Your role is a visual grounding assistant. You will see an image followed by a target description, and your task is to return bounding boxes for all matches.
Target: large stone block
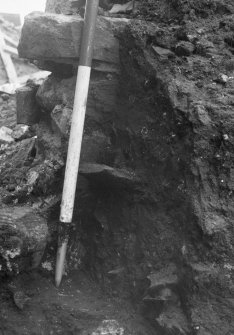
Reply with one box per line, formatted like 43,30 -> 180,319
36,72 -> 118,120
46,0 -> 84,15
18,12 -> 120,66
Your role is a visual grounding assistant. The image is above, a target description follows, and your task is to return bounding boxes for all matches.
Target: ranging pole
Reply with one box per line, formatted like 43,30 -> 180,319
55,0 -> 100,288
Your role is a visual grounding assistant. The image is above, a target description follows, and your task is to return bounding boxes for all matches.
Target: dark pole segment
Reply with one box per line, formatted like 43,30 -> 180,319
79,0 -> 99,67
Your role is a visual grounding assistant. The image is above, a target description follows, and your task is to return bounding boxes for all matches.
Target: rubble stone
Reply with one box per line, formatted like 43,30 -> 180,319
36,72 -> 118,119
175,41 -> 195,56
147,263 -> 179,292
152,45 -> 175,58
0,126 -> 14,143
16,86 -> 40,126
51,105 -> 112,163
46,0 -> 84,14
0,206 -> 48,275
12,124 -> 33,141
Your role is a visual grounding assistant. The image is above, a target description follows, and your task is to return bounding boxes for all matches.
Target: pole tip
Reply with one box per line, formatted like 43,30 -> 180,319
55,241 -> 68,288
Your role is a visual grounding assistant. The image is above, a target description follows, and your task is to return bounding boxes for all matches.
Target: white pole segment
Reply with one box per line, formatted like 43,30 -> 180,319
60,66 -> 91,223
55,66 -> 91,287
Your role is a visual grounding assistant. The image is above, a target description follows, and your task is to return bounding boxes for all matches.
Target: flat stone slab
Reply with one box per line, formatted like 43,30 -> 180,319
18,12 -> 120,66
79,163 -> 140,190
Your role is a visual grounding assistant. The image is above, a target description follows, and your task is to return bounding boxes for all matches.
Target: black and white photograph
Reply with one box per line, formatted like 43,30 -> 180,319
0,0 -> 233,334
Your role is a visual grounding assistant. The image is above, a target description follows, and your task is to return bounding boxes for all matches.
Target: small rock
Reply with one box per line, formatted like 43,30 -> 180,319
26,169 -> 40,186
7,184 -> 16,192
152,45 -> 175,58
0,206 -> 48,275
215,73 -> 229,84
156,305 -> 190,335
13,290 -> 31,310
51,105 -> 72,137
41,261 -> 53,271
1,93 -> 10,101
175,41 -> 195,57
108,267 -> 125,276
109,1 -> 135,14
147,263 -> 179,292
195,38 -> 216,57
92,320 -> 124,335
187,34 -> 198,43
202,213 -> 227,236
12,124 -> 32,141
197,28 -> 205,34
0,126 -> 14,143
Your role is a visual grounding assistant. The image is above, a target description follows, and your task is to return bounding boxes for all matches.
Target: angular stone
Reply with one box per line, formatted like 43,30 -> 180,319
51,105 -> 72,137
12,124 -> 33,141
0,206 -> 48,275
36,72 -> 118,118
152,45 -> 175,58
46,0 -> 84,14
156,305 -> 190,335
13,290 -> 31,310
51,104 -> 111,163
79,163 -> 140,190
0,136 -> 64,203
147,263 -> 179,292
0,126 -> 14,143
215,73 -> 229,84
195,38 -> 217,57
109,1 -> 134,14
18,12 -> 120,66
175,41 -> 195,57
16,85 -> 41,126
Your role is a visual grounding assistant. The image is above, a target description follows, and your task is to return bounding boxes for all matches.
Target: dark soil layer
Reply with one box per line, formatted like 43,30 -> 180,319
0,272 -> 153,335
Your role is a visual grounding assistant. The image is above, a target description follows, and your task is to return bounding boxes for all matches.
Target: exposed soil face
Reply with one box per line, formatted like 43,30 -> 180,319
0,272 -> 153,335
0,0 -> 234,334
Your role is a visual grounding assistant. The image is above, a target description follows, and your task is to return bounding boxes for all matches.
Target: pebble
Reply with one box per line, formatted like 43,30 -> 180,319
0,126 -> 14,143
215,73 -> 229,84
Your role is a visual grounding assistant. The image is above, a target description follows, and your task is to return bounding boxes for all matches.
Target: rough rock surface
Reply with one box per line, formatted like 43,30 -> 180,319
0,206 -> 48,275
45,0 -> 84,15
18,12 -> 120,66
36,72 -> 118,119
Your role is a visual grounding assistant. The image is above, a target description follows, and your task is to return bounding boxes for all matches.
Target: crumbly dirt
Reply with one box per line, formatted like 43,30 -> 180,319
0,271 -> 154,335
